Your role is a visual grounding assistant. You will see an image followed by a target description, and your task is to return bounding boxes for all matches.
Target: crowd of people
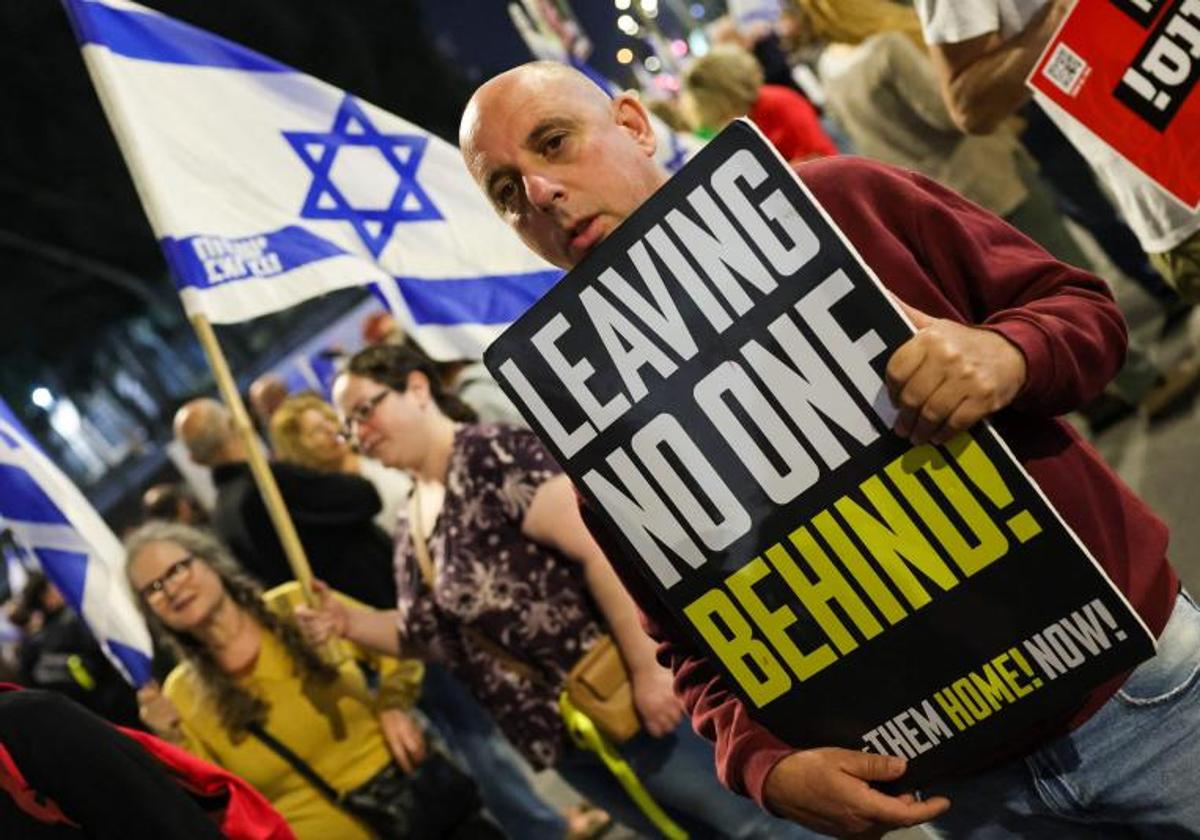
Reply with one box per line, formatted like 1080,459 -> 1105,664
4,0 -> 1200,837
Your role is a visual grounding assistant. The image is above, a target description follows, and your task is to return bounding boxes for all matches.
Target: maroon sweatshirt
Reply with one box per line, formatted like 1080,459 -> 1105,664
583,156 -> 1177,808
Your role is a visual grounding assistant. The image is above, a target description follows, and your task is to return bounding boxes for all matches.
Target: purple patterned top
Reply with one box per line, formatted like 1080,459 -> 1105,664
393,424 -> 605,768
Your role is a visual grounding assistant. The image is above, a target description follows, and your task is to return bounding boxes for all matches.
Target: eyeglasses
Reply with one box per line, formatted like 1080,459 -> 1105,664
341,389 -> 390,438
138,555 -> 196,602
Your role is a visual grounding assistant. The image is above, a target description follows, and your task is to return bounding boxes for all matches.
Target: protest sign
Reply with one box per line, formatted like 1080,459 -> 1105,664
484,121 -> 1156,785
1029,0 -> 1200,209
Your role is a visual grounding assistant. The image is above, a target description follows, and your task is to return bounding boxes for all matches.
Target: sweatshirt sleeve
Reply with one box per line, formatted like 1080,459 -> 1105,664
800,158 -> 1129,416
911,172 -> 1127,416
579,502 -> 795,806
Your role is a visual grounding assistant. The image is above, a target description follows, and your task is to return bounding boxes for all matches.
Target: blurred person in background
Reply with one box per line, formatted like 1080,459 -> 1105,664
269,394 -> 411,535
267,392 -> 602,838
126,521 -> 498,840
364,310 -> 525,426
914,0 -> 1197,319
683,44 -> 837,164
786,0 -> 1081,256
0,685 -> 291,839
298,343 -> 818,839
361,310 -> 405,348
173,397 -> 396,607
14,572 -> 140,728
142,481 -> 209,527
789,0 -> 1200,431
916,0 -> 1200,418
248,374 -> 290,440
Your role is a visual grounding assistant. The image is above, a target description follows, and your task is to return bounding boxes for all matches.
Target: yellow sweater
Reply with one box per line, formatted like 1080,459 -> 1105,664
164,585 -> 423,840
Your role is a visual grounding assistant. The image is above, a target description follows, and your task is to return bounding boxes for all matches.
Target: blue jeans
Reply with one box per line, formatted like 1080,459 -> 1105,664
557,719 -> 820,839
924,591 -> 1200,838
419,664 -> 566,840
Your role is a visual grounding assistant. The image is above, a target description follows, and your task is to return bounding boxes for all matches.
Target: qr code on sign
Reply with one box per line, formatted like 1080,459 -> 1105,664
1043,43 -> 1089,96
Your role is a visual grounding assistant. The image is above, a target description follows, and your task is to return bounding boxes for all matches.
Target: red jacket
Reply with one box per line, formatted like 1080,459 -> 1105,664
0,684 -> 294,839
120,727 -> 296,840
749,84 -> 838,162
585,157 -> 1176,807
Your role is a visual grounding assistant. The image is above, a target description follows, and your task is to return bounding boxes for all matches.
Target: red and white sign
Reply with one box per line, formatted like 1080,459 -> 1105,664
1029,0 -> 1200,210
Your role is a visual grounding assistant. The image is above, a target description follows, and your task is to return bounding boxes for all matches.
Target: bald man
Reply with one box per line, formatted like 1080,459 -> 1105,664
172,398 -> 396,608
460,63 -> 1194,837
247,373 -> 289,437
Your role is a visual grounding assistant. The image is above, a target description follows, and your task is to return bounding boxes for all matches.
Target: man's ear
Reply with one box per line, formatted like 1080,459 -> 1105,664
612,92 -> 657,158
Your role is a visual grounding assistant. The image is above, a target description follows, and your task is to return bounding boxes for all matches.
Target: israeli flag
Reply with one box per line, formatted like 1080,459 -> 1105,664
0,401 -> 152,687
63,0 -> 561,360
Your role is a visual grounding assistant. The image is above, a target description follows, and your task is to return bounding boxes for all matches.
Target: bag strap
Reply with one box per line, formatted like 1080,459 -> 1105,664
407,487 -> 548,688
407,486 -> 437,589
559,694 -> 687,839
246,721 -> 342,804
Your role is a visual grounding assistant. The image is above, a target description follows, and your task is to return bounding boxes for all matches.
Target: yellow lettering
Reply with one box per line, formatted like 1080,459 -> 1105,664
886,444 -> 1009,577
811,511 -> 908,625
684,589 -> 792,707
836,476 -> 960,608
934,688 -> 974,731
1002,648 -> 1042,696
969,663 -> 1016,710
951,678 -> 993,720
768,526 -> 883,657
726,557 -> 836,683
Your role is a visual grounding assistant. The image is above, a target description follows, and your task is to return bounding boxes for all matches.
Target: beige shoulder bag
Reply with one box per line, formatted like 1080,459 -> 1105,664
407,487 -> 639,743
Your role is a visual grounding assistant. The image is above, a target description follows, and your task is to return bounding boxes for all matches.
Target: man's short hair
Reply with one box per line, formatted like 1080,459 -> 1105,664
141,482 -> 198,522
177,400 -> 232,465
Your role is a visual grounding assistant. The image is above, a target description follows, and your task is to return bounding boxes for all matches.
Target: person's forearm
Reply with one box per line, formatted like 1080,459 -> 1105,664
581,551 -> 661,676
343,607 -> 406,657
933,2 -> 1065,134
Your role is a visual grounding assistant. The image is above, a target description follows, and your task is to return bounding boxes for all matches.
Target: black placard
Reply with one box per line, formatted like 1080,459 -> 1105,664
484,122 -> 1155,786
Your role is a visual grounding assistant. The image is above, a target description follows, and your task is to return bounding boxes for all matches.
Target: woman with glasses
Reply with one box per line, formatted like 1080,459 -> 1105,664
298,343 -> 818,839
124,521 -> 497,840
268,393 -> 412,535
269,390 -> 613,839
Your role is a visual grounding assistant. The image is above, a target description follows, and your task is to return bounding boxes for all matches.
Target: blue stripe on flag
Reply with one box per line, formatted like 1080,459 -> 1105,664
0,465 -> 71,525
393,270 -> 563,326
63,0 -> 289,72
107,639 -> 153,686
162,225 -> 349,292
36,547 -> 91,612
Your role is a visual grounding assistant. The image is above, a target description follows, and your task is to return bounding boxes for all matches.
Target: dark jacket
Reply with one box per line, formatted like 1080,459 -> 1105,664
210,461 -> 396,608
17,607 -> 140,729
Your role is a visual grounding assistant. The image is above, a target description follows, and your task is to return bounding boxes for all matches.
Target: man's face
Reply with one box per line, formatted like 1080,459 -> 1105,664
461,69 -> 667,269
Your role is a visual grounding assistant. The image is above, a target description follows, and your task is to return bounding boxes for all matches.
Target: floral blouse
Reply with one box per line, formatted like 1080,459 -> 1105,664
393,424 -> 605,768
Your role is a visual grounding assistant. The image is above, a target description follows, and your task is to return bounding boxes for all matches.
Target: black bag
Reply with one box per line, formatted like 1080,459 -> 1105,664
247,722 -> 494,839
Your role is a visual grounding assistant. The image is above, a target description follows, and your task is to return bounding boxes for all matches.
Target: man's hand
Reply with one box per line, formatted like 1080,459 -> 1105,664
887,300 -> 1027,445
294,579 -> 349,647
630,663 -> 685,737
137,681 -> 182,741
377,708 -> 427,773
764,748 -> 950,837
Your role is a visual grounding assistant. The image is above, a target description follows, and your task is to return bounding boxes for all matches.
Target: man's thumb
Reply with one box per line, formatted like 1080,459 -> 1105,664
894,297 -> 935,330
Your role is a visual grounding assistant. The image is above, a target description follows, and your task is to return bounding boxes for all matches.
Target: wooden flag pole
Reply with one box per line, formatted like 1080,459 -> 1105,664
189,313 -> 317,604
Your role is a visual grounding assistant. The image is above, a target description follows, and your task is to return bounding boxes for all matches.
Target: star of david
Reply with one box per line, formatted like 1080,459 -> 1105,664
283,95 -> 442,258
